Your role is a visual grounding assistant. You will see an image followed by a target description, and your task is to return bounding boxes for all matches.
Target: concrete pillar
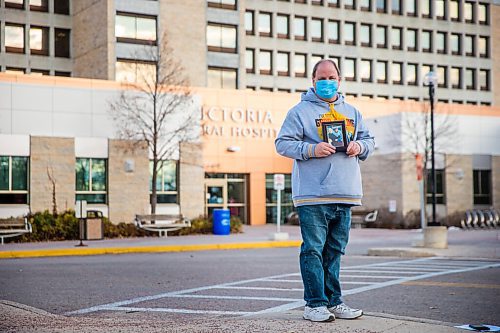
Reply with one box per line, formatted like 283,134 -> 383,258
30,136 -> 75,214
249,171 -> 266,225
445,154 -> 473,214
179,142 -> 205,220
493,156 -> 500,208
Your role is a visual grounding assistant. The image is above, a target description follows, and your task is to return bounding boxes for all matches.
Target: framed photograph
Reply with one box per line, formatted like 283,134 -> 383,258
322,120 -> 348,152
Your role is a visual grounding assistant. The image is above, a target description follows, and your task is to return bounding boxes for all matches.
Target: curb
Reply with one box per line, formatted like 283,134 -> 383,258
367,247 -> 437,257
0,240 -> 302,259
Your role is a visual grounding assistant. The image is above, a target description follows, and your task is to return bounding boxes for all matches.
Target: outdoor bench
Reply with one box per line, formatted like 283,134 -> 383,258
134,214 -> 191,237
0,216 -> 32,244
351,209 -> 378,228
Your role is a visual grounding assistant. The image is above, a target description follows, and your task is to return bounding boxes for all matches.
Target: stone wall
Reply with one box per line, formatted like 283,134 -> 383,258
445,155 -> 473,214
179,142 -> 205,219
30,136 -> 75,214
107,140 -> 149,223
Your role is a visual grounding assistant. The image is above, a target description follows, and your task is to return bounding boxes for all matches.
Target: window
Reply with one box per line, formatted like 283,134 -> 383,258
436,0 -> 445,19
294,16 -> 306,40
312,0 -> 323,5
0,156 -> 29,205
436,31 -> 446,54
150,161 -> 178,204
259,50 -> 272,75
421,30 -> 432,53
5,0 -> 24,9
115,59 -> 156,83
426,169 -> 445,204
294,53 -> 306,77
344,0 -> 355,9
464,2 -> 474,23
360,24 -> 371,47
277,14 -> 289,38
450,67 -> 461,89
54,0 -> 70,15
479,69 -> 489,91
464,34 -> 474,57
406,63 -> 417,85
311,54 -> 323,70
344,58 -> 356,81
265,174 -> 294,224
246,49 -> 255,73
207,0 -> 236,10
391,0 -> 401,14
406,28 -> 417,51
449,0 -> 459,21
311,18 -> 323,42
391,27 -> 402,50
76,158 -> 107,204
391,62 -> 402,84
277,52 -> 290,76
5,24 -> 25,53
30,69 -> 50,75
344,22 -> 355,45
6,67 -> 25,74
30,0 -> 48,12
29,26 -> 49,56
375,25 -> 387,48
258,12 -> 272,37
328,20 -> 339,43
245,11 -> 254,35
376,61 -> 387,83
473,170 -> 491,205
406,0 -> 416,16
54,28 -> 70,58
327,0 -> 339,7
207,24 -> 237,53
360,59 -> 372,82
465,68 -> 475,90
376,0 -> 386,13
478,36 -> 489,58
437,66 -> 447,88
421,0 -> 431,18
450,33 -> 461,55
360,0 -> 370,11
478,3 -> 488,25
115,13 -> 157,44
55,71 -> 71,77
207,67 -> 237,89
421,64 -> 433,82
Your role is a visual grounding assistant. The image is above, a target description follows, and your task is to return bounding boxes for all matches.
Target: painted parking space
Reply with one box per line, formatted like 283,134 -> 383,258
66,257 -> 500,317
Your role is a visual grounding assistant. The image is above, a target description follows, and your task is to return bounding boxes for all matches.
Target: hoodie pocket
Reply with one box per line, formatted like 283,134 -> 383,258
318,158 -> 362,197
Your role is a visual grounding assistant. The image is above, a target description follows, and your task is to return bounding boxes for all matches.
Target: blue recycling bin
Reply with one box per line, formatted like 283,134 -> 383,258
213,209 -> 230,235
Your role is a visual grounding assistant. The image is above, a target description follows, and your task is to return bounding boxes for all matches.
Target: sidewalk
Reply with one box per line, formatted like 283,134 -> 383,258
0,225 -> 498,259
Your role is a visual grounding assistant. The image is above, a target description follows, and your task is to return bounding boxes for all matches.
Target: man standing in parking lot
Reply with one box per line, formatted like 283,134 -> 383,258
275,59 -> 375,322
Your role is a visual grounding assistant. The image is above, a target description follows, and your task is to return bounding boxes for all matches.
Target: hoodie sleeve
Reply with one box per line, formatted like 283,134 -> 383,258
355,111 -> 375,161
275,109 -> 315,161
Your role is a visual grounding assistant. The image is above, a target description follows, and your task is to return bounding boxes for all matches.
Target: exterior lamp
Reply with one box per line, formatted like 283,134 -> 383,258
423,71 -> 439,227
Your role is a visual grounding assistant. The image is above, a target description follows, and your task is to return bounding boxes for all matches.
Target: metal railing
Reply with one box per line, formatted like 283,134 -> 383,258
461,209 -> 499,229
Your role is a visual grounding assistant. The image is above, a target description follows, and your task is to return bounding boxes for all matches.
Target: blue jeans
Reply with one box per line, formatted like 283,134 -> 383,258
297,204 -> 351,308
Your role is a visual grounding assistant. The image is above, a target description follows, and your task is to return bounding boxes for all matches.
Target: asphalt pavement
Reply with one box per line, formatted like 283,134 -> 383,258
1,225 -> 499,333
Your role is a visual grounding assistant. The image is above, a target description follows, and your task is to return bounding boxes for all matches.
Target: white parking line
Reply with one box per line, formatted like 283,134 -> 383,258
66,258 -> 500,317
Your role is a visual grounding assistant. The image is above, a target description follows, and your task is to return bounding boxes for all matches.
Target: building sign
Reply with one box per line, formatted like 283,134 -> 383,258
201,106 -> 281,139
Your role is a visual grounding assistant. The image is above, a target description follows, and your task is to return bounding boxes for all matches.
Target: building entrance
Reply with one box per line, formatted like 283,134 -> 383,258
205,173 -> 248,224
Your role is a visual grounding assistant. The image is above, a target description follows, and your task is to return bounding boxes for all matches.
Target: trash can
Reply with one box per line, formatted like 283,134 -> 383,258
84,210 -> 104,240
213,209 -> 230,235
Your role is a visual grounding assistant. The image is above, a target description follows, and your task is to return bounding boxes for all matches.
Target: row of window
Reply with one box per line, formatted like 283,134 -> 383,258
0,157 -> 178,205
115,13 -> 157,45
215,0 -> 490,26
1,68 -> 70,76
244,13 -> 489,58
4,0 -> 70,15
245,51 -> 491,91
2,23 -> 70,57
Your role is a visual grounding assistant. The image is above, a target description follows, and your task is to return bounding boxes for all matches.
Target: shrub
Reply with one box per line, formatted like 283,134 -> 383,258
171,215 -> 243,236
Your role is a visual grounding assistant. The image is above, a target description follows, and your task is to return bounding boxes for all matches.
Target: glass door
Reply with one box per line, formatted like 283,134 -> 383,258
205,180 -> 227,217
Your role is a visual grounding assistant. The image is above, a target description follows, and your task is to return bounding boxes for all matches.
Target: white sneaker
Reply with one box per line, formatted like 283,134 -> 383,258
303,306 -> 335,322
328,303 -> 363,319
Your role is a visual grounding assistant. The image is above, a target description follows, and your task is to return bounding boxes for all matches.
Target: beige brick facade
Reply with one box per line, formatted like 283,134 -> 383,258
72,0 -> 114,80
107,140 -> 150,223
445,155 -> 473,214
30,136 -> 75,214
493,156 -> 500,208
179,142 -> 205,219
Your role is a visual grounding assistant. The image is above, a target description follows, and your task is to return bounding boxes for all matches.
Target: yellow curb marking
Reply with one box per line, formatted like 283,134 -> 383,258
401,281 -> 500,289
0,241 -> 302,259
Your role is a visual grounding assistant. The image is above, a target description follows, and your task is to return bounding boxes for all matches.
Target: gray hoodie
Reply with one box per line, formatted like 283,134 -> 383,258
275,89 -> 375,207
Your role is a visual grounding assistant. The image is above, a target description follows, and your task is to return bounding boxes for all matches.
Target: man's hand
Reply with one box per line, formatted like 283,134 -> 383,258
346,141 -> 362,157
315,142 -> 336,157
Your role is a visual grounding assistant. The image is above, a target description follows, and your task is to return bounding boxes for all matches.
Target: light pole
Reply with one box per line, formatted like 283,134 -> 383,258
424,71 -> 438,226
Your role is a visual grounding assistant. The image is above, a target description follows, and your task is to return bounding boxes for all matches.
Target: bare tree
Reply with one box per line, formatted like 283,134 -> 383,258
109,33 -> 198,214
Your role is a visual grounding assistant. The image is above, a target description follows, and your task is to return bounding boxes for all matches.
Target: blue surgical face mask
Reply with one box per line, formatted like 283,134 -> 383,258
315,79 -> 338,100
